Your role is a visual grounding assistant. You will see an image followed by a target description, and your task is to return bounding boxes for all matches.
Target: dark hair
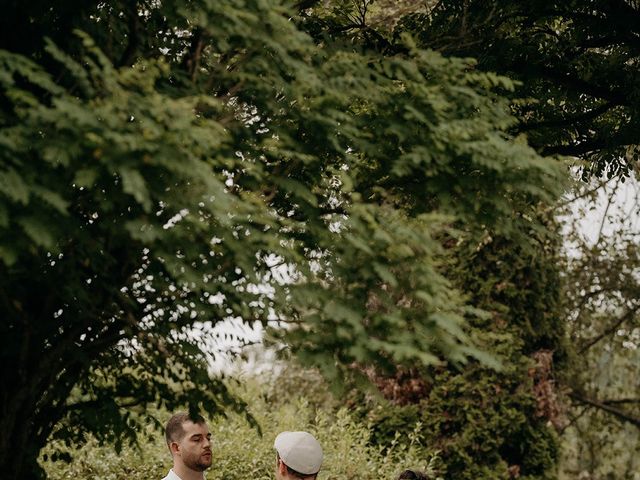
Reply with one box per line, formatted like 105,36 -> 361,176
276,452 -> 318,479
398,470 -> 428,480
165,412 -> 206,447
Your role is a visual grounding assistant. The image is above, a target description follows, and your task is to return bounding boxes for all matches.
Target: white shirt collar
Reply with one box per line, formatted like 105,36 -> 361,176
164,469 -> 206,480
165,470 -> 183,480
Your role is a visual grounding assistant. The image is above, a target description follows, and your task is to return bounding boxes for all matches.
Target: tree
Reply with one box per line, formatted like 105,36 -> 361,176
0,1 -> 563,478
309,0 -> 640,178
299,3 -> 640,476
558,174 -> 640,478
352,214 -> 567,480
423,0 -> 640,177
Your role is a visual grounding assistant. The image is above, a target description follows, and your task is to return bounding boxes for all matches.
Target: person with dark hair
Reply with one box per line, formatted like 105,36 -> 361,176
397,469 -> 429,480
162,412 -> 212,480
274,431 -> 323,480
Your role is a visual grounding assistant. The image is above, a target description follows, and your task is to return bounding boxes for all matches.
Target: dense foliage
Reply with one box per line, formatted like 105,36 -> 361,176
0,1 -> 565,478
298,3 -> 640,478
308,0 -> 640,178
354,225 -> 565,480
9,1 -> 638,479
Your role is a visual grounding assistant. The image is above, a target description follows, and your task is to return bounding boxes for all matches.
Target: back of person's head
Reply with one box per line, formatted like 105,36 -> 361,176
274,431 -> 323,479
276,453 -> 317,479
164,411 -> 206,449
398,470 -> 429,480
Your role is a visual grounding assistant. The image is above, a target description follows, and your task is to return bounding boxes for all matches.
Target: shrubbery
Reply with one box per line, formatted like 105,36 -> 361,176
41,375 -> 442,480
40,224 -> 567,480
363,365 -> 560,480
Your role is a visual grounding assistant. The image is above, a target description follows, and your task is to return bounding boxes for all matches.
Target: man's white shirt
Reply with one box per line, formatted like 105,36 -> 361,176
162,469 -> 182,480
161,469 -> 205,480
161,470 -> 183,480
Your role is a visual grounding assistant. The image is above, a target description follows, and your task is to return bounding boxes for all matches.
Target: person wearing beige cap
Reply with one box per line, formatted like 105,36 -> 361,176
274,431 -> 323,479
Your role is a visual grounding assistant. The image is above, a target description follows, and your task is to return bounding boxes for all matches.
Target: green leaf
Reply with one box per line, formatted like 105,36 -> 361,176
372,262 -> 398,287
42,146 -> 71,167
274,177 -> 318,207
0,168 -> 30,204
323,300 -> 362,327
32,186 -> 69,214
74,169 -> 98,188
125,220 -> 161,242
120,168 -> 152,212
17,216 -> 55,248
344,233 -> 374,254
44,38 -> 95,97
0,243 -> 17,266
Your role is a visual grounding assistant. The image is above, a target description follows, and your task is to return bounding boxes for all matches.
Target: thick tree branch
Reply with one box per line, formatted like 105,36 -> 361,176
295,0 -> 322,11
33,361 -> 87,449
541,140 -> 617,157
602,398 -> 640,406
517,102 -> 616,133
512,61 -> 629,107
119,3 -> 141,67
183,28 -> 206,82
570,392 -> 640,428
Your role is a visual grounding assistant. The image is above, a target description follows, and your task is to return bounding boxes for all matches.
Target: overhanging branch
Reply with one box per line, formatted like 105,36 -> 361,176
603,398 -> 640,406
517,102 -> 616,133
570,392 -> 640,429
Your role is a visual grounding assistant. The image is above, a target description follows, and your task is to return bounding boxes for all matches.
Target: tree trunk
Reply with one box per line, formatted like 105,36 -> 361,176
0,319 -> 89,480
0,390 -> 48,480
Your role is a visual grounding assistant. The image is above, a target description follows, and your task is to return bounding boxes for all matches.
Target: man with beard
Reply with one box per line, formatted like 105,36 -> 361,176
162,412 -> 213,480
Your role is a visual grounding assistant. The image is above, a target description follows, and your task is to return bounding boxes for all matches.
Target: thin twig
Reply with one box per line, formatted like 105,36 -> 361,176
578,303 -> 640,354
595,177 -> 620,246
